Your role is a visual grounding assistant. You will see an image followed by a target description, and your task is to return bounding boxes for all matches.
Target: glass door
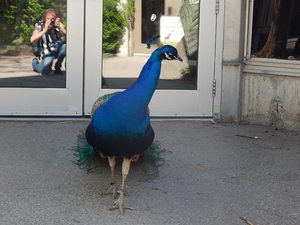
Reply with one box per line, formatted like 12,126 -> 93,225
84,0 -> 217,117
0,0 -> 84,116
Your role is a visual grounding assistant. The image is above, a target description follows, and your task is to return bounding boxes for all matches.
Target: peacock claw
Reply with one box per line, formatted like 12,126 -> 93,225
109,191 -> 135,214
101,183 -> 119,199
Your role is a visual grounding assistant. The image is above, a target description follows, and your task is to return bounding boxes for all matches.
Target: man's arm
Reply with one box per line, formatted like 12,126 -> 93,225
30,20 -> 51,44
55,18 -> 66,35
30,29 -> 46,44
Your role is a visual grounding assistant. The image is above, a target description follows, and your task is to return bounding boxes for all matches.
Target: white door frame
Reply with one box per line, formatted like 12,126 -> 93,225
84,0 -> 217,117
0,0 -> 84,116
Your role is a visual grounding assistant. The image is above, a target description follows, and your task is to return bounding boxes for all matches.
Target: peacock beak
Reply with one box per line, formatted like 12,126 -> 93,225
176,55 -> 183,62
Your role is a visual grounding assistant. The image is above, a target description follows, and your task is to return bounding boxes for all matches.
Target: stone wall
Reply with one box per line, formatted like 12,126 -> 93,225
242,73 -> 300,130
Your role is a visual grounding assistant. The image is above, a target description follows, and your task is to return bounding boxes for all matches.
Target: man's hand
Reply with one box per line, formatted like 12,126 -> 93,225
44,19 -> 52,32
55,18 -> 66,34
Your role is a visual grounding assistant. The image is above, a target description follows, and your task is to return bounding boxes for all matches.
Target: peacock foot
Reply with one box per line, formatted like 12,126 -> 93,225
101,182 -> 119,199
109,190 -> 135,214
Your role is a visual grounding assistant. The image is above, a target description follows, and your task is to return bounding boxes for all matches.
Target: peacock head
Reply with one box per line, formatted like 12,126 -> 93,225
160,45 -> 183,62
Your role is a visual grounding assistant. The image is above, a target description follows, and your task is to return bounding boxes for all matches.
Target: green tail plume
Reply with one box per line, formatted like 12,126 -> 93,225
144,142 -> 163,162
72,131 -> 97,170
138,141 -> 167,182
72,130 -> 165,176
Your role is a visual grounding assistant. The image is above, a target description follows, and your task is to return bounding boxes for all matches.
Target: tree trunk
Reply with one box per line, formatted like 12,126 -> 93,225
253,0 -> 295,58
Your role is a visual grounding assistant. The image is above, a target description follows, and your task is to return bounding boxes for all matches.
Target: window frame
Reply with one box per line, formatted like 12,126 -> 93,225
243,0 -> 300,78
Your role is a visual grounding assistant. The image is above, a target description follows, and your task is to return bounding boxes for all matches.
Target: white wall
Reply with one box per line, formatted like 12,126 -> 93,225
220,0 -> 246,120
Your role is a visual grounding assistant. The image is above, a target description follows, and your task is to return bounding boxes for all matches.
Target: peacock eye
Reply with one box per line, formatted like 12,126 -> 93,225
164,52 -> 172,59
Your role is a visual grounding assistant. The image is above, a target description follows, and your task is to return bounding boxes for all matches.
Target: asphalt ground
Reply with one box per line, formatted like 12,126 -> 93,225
0,120 -> 299,225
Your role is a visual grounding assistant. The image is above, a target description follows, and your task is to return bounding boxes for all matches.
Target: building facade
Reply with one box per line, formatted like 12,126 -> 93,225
221,0 -> 300,129
0,0 -> 299,130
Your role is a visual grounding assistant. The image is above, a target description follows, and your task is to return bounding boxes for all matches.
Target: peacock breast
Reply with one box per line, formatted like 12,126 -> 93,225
92,103 -> 150,137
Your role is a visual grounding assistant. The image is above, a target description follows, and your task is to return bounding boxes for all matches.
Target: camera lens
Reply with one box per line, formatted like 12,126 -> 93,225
50,19 -> 55,26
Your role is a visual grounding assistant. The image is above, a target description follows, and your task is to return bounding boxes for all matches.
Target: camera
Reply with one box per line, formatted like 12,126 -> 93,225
50,19 -> 56,26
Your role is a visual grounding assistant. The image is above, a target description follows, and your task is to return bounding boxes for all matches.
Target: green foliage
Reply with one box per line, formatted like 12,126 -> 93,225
19,0 -> 44,45
1,2 -> 21,43
0,0 -> 132,53
121,0 -> 135,29
180,66 -> 196,81
102,0 -> 136,53
103,0 -> 125,53
0,0 -> 63,45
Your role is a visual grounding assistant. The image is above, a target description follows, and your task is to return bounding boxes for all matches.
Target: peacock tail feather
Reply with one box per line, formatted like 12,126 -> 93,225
138,141 -> 167,182
73,130 -> 165,173
72,131 -> 97,170
144,142 -> 162,162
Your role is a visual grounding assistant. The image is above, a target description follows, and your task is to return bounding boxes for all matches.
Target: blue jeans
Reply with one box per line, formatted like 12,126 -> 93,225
32,43 -> 66,76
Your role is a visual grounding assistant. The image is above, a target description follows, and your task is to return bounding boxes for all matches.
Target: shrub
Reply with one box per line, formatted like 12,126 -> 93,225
0,0 -> 60,45
103,0 -> 125,54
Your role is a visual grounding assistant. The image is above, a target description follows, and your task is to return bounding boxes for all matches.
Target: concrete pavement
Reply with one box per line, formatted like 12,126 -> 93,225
0,120 -> 299,225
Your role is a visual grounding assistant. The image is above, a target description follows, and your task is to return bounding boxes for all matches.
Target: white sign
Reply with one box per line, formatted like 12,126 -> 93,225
189,0 -> 200,4
160,16 -> 184,44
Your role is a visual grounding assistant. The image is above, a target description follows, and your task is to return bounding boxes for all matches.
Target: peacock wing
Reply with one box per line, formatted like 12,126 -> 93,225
90,92 -> 120,118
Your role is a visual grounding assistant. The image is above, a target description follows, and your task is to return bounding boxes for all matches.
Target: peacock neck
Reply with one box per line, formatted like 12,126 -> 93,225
127,50 -> 163,107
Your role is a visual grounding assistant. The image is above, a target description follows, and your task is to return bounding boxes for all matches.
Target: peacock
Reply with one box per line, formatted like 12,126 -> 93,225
82,44 -> 182,214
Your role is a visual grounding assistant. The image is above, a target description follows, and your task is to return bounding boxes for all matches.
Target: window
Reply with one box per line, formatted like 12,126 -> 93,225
0,0 -> 67,88
250,0 -> 300,60
102,0 -> 200,90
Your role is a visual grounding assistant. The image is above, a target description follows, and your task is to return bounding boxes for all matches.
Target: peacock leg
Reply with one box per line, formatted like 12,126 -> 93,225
110,157 -> 135,214
102,156 -> 118,199
131,154 -> 140,163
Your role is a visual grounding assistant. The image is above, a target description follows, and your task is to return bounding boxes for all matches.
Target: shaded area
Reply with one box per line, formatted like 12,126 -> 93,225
0,73 -> 66,88
102,77 -> 196,90
0,55 -> 66,88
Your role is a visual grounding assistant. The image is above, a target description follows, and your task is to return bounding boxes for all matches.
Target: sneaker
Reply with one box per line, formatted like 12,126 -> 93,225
54,66 -> 63,75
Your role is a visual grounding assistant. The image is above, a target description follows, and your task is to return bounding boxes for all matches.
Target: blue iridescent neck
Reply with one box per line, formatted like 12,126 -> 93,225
125,48 -> 163,107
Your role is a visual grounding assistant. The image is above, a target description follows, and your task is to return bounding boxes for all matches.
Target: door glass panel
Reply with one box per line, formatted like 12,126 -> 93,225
102,0 -> 200,90
0,1 -> 67,88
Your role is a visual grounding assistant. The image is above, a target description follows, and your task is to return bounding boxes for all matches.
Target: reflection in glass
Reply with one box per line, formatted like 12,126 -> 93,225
0,1 -> 67,88
102,0 -> 200,90
251,0 -> 300,60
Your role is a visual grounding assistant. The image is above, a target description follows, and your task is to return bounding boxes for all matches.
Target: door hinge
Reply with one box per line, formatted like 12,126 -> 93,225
212,79 -> 216,97
215,0 -> 220,15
